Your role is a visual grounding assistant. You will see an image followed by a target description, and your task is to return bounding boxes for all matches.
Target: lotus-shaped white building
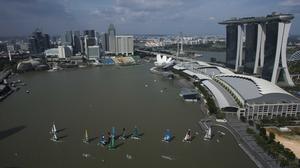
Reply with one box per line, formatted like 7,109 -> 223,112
154,54 -> 175,68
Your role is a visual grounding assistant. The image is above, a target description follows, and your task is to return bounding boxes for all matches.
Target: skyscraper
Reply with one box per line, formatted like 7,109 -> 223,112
108,24 -> 116,53
220,13 -> 294,86
83,30 -> 97,56
100,33 -> 109,51
244,24 -> 258,74
73,31 -> 81,54
29,28 -> 51,54
225,25 -> 239,70
115,36 -> 134,56
84,30 -> 96,38
62,31 -> 73,46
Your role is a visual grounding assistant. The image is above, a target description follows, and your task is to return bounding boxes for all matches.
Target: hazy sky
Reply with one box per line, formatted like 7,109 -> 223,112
0,0 -> 299,36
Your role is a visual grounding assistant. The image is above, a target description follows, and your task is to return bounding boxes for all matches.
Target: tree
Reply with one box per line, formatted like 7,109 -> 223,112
240,116 -> 246,122
246,127 -> 255,134
269,132 -> 275,143
259,128 -> 266,136
256,123 -> 261,130
248,120 -> 254,126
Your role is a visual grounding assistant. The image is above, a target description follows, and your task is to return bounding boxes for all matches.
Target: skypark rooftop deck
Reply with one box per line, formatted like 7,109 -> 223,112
219,13 -> 294,25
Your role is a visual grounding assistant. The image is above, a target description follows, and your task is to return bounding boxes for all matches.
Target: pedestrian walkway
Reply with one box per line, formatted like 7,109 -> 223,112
226,117 -> 281,168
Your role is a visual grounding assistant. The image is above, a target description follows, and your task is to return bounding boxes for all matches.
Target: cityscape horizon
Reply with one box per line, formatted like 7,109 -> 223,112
1,1 -> 300,168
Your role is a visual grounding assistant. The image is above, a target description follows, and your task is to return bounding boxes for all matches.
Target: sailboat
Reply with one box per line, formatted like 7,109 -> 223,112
162,129 -> 172,143
50,132 -> 59,142
97,133 -> 107,146
108,127 -> 116,150
182,129 -> 192,142
131,126 -> 141,140
83,129 -> 89,144
119,128 -> 126,140
49,122 -> 57,134
204,127 -> 212,141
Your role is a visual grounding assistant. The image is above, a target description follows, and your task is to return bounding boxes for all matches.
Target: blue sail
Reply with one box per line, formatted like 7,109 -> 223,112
163,129 -> 172,142
112,127 -> 116,137
99,134 -> 106,145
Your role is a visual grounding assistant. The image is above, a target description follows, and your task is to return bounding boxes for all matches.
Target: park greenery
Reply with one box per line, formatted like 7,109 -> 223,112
260,117 -> 300,127
194,82 -> 220,115
246,127 -> 299,167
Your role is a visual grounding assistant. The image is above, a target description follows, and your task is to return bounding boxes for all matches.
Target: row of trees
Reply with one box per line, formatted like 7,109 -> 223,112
261,117 -> 300,127
194,82 -> 220,115
247,126 -> 299,167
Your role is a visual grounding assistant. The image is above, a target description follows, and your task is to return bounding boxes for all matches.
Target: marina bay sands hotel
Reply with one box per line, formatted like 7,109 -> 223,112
219,13 -> 294,86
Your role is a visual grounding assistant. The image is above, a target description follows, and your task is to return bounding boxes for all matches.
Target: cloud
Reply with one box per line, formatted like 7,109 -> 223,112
208,16 -> 216,20
90,0 -> 188,24
280,0 -> 300,6
0,0 -> 76,35
279,0 -> 300,14
0,0 -> 299,36
115,0 -> 183,11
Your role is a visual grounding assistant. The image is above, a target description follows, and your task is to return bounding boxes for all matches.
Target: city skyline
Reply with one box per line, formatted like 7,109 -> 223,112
0,0 -> 299,36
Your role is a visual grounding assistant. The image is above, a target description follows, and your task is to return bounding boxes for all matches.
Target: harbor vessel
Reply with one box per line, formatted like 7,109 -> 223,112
182,129 -> 192,142
162,129 -> 172,143
82,129 -> 89,144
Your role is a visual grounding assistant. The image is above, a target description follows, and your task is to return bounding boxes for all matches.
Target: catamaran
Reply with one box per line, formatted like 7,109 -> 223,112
162,129 -> 172,143
182,129 -> 192,142
108,127 -> 116,150
50,132 -> 59,142
131,126 -> 141,140
119,128 -> 126,140
98,134 -> 107,146
204,127 -> 212,141
49,122 -> 57,134
83,129 -> 89,144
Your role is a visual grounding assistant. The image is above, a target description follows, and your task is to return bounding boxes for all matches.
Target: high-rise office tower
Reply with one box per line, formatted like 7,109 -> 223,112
115,36 -> 134,56
87,45 -> 100,59
84,30 -> 96,38
73,31 -> 81,54
29,28 -> 51,54
100,33 -> 109,51
83,30 -> 97,56
219,13 -> 294,86
108,24 -> 116,53
62,31 -> 73,46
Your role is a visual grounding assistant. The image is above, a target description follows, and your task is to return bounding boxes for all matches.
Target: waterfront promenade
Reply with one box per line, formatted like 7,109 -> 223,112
211,117 -> 281,168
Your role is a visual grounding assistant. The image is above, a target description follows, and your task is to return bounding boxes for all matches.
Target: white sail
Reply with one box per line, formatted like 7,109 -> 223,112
204,127 -> 212,140
53,132 -> 58,140
50,123 -> 57,134
83,129 -> 89,143
183,129 -> 192,142
52,123 -> 57,133
85,130 -> 89,141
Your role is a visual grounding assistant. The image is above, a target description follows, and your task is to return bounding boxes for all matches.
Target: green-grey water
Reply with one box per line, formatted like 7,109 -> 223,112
0,63 -> 256,168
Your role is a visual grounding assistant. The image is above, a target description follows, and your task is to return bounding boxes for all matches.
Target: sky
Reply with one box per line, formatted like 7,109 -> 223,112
0,0 -> 299,36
